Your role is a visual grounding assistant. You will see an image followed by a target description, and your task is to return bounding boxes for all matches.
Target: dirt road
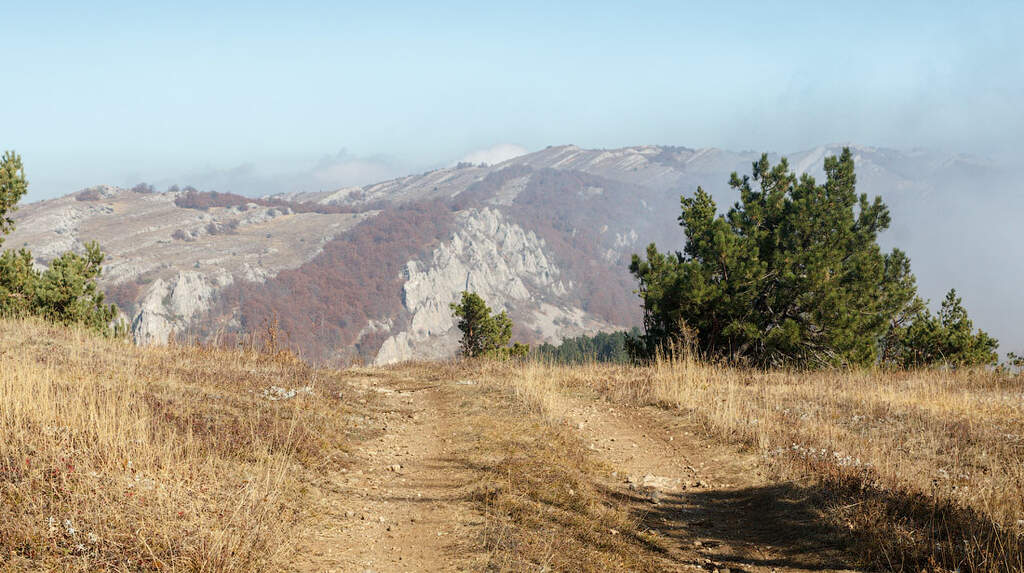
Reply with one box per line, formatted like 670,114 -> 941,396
294,371 -> 863,572
294,376 -> 483,572
563,396 -> 863,572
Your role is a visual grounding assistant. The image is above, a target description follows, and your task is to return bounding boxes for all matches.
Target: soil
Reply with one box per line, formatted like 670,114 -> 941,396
563,394 -> 864,572
295,375 -> 864,572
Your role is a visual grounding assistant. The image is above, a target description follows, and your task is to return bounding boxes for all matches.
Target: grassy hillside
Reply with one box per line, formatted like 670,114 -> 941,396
0,318 -> 381,570
2,318 -> 1021,571
0,319 -> 671,571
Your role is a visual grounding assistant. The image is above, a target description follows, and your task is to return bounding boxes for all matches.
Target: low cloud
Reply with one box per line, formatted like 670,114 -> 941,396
308,149 -> 409,189
145,150 -> 413,197
457,143 -> 528,166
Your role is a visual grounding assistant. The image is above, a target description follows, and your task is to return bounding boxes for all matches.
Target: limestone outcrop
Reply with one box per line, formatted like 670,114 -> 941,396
130,270 -> 233,344
376,207 -> 565,364
375,208 -> 567,364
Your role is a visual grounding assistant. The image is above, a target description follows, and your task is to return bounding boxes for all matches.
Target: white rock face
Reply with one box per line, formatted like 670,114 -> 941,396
375,208 -> 564,364
614,229 -> 639,249
131,270 -> 233,345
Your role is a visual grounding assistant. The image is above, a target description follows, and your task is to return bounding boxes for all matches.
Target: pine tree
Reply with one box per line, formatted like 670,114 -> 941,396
0,151 -> 122,336
888,289 -> 999,368
0,151 -> 29,245
449,291 -> 519,358
630,148 -> 919,367
34,242 -> 120,331
1008,352 -> 1024,372
534,329 -> 639,364
0,248 -> 37,317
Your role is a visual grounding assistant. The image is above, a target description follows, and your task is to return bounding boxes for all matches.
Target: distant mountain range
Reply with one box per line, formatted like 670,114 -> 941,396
9,144 -> 1021,362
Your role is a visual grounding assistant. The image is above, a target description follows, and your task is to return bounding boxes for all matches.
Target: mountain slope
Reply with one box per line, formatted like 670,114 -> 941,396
7,144 -> 1020,362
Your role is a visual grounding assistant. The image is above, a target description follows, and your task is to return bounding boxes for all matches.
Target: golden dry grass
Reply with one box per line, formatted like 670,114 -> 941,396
441,376 -> 671,572
0,318 -> 376,571
481,357 -> 1024,571
5,316 -> 1022,572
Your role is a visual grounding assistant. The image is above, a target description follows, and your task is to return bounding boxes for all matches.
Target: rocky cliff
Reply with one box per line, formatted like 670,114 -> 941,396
6,186 -> 369,345
375,207 -> 578,364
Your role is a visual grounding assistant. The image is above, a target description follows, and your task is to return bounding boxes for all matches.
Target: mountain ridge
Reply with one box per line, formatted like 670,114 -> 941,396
7,143 -> 1020,362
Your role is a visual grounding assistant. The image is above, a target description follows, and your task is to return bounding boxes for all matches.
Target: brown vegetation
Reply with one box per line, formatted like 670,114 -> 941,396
173,189 -> 388,215
459,166 -> 660,328
450,380 -> 671,571
104,274 -> 158,317
6,316 -> 1021,571
212,200 -> 456,364
74,188 -> 105,201
505,169 -> 643,327
0,317 -> 382,571
0,319 -> 675,571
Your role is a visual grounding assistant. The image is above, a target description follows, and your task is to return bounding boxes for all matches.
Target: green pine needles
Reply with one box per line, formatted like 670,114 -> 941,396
450,291 -> 528,359
630,148 -> 998,369
0,151 -> 123,336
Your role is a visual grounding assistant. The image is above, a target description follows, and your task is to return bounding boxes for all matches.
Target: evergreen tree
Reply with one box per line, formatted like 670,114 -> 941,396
0,151 -> 122,336
449,291 -> 520,358
534,328 -> 640,364
630,148 -> 919,367
34,242 -> 120,331
0,249 -> 38,317
0,151 -> 28,244
1008,352 -> 1024,372
886,289 -> 999,368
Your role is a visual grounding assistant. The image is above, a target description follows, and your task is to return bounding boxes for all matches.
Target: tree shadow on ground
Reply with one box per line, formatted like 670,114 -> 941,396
610,471 -> 1024,573
610,482 -> 866,572
380,444 -> 1023,573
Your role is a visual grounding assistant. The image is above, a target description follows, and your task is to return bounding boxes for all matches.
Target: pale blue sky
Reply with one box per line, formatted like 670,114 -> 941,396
3,0 -> 1021,200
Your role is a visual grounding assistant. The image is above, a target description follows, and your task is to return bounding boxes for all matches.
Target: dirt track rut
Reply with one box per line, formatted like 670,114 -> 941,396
564,396 -> 863,572
295,380 -> 481,572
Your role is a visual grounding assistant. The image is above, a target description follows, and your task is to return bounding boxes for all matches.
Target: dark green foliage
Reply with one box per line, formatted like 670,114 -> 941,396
884,289 -> 999,368
0,151 -> 122,336
0,249 -> 36,316
0,151 -> 28,245
630,148 -> 921,367
630,148 -> 999,369
1008,352 -> 1024,373
35,242 -> 121,332
449,291 -> 528,359
510,342 -> 530,358
489,341 -> 531,360
534,328 -> 640,364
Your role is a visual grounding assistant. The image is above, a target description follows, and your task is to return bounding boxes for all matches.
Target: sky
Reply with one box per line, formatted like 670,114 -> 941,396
2,0 -> 1022,201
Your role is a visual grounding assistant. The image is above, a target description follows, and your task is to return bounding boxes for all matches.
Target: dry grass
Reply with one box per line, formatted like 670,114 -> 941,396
486,357 -> 1024,571
443,377 -> 671,572
0,318 -> 375,571
6,315 -> 1022,572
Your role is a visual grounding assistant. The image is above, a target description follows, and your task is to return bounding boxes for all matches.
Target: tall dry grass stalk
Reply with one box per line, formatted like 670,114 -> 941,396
504,360 -> 570,423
